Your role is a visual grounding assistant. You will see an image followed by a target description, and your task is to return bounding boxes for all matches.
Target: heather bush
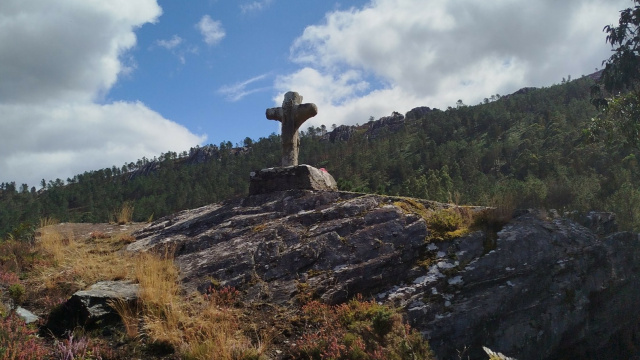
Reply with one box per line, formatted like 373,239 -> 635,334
204,285 -> 241,308
0,239 -> 39,275
0,313 -> 49,360
293,296 -> 434,360
54,333 -> 108,360
0,271 -> 19,287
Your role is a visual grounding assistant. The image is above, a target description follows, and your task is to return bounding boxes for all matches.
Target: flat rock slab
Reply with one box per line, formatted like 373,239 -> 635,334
249,164 -> 337,195
46,280 -> 139,336
128,191 -> 439,305
72,281 -> 139,318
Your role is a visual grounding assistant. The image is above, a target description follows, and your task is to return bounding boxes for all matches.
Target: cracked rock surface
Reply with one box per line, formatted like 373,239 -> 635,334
129,190 -> 435,305
128,190 -> 640,360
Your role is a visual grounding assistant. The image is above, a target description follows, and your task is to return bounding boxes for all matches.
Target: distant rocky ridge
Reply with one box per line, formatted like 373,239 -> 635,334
122,80 -> 561,181
123,189 -> 640,360
123,108 -> 421,181
124,144 -> 250,181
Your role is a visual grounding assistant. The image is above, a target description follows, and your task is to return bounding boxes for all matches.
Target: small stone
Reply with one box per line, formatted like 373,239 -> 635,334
15,307 -> 39,324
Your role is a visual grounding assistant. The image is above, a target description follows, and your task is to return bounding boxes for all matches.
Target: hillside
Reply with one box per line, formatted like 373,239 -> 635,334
2,74 -> 640,359
3,189 -> 640,359
1,75 -> 639,237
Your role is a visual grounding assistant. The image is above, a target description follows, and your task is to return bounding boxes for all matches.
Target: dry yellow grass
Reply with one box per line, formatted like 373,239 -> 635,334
107,298 -> 140,338
30,224 -> 135,301
29,222 -> 268,358
39,217 -> 59,228
131,250 -> 267,359
37,225 -> 67,265
134,250 -> 183,344
115,202 -> 135,225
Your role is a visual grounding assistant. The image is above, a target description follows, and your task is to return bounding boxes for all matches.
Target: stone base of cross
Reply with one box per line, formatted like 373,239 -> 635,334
248,164 -> 338,195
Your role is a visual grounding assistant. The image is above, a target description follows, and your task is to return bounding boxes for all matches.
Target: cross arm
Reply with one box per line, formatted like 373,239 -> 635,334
266,107 -> 284,121
294,103 -> 318,128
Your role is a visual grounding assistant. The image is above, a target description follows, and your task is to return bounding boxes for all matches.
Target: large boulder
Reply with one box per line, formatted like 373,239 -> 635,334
380,210 -> 640,359
45,280 -> 139,336
127,191 -> 640,360
128,191 -> 438,304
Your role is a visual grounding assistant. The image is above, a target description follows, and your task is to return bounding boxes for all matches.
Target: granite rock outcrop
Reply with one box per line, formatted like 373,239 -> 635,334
126,190 -> 640,360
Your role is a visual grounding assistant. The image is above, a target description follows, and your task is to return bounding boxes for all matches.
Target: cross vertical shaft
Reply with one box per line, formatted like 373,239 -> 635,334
266,91 -> 318,166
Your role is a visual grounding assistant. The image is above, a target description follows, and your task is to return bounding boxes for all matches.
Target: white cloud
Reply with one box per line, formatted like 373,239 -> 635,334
278,0 -> 629,128
240,0 -> 273,14
0,0 -> 162,104
156,35 -> 183,49
275,67 -> 413,129
0,102 -> 206,186
0,0 -> 205,187
196,15 -> 226,45
153,35 -> 197,64
218,74 -> 271,101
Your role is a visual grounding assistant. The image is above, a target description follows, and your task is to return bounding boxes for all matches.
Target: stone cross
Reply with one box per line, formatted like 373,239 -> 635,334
266,91 -> 318,167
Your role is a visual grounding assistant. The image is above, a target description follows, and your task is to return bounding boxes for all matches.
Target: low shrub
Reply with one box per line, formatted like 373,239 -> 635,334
293,295 -> 434,360
204,285 -> 241,308
426,207 -> 474,242
89,231 -> 110,240
0,313 -> 49,359
54,333 -> 110,360
393,200 -> 476,242
0,239 -> 38,275
8,284 -> 26,305
7,223 -> 36,244
470,208 -> 512,240
0,271 -> 19,287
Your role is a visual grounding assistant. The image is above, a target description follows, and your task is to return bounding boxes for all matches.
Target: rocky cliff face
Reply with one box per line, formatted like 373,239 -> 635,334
127,190 -> 640,360
405,106 -> 433,121
365,111 -> 405,139
321,107 -> 428,143
322,124 -> 355,143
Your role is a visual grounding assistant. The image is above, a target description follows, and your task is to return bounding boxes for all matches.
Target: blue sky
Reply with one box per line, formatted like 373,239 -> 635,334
0,0 -> 630,187
107,1 -> 370,146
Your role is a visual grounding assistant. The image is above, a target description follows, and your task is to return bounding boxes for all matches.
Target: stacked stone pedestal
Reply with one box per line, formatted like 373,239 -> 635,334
249,164 -> 337,195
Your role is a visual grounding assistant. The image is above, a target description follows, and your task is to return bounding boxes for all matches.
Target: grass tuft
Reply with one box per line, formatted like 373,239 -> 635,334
39,217 -> 59,229
29,226 -> 134,313
115,202 -> 135,225
108,298 -> 140,339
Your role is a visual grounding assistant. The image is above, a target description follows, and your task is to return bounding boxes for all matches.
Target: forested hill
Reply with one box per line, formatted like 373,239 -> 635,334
2,75 -> 639,237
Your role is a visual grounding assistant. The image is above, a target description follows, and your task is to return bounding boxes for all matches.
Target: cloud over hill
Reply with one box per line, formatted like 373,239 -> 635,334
0,0 -> 205,187
276,0 -> 627,130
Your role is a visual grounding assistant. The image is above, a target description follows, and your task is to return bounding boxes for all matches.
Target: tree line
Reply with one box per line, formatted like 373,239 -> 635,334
1,73 -> 639,237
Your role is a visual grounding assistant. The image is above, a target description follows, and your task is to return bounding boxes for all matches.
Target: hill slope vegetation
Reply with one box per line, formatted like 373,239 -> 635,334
1,76 -> 639,236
